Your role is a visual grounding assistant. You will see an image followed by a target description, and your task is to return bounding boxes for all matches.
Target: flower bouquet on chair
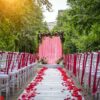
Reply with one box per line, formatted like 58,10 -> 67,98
56,57 -> 63,64
40,57 -> 48,64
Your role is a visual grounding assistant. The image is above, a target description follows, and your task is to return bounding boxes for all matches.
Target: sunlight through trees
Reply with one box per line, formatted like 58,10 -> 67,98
0,0 -> 51,52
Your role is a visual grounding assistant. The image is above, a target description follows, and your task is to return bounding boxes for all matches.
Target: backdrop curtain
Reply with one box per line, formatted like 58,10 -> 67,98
39,36 -> 62,64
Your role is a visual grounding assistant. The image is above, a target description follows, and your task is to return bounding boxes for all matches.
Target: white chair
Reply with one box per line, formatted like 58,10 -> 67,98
9,70 -> 20,95
9,53 -> 22,93
0,52 -> 10,100
0,74 -> 9,100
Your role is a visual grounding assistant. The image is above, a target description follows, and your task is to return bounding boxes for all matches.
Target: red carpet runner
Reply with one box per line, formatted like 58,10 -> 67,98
18,67 -> 84,100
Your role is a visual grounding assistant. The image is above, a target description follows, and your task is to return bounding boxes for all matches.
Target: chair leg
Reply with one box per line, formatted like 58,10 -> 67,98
6,86 -> 9,100
11,76 -> 15,95
0,91 -> 1,96
16,76 -> 19,90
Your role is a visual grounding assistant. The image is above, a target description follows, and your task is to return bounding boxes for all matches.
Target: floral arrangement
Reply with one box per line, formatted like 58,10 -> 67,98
39,57 -> 48,64
56,57 -> 63,64
58,68 -> 83,100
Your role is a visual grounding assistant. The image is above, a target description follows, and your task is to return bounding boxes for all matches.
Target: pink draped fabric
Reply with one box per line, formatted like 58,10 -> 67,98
39,36 -> 62,64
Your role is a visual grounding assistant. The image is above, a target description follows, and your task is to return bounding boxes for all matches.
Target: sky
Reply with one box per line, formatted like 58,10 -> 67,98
43,0 -> 68,22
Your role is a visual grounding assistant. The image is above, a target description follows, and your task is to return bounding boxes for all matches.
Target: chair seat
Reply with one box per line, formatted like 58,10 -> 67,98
9,70 -> 19,75
0,74 -> 8,78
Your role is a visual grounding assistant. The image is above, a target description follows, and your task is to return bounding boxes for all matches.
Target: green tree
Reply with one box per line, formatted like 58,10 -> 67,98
0,0 -> 50,52
54,0 -> 100,53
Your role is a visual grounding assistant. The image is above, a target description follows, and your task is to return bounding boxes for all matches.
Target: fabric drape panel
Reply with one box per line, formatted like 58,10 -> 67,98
73,54 -> 77,76
92,53 -> 100,94
81,53 -> 88,85
78,54 -> 82,80
39,36 -> 62,64
6,52 -> 13,74
88,53 -> 93,88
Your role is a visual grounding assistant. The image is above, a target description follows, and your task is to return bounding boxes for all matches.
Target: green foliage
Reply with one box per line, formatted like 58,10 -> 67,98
54,0 -> 100,53
0,0 -> 50,52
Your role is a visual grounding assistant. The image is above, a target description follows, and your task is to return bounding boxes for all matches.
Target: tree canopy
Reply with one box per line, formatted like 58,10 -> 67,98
0,0 -> 50,52
0,0 -> 100,53
53,0 -> 100,53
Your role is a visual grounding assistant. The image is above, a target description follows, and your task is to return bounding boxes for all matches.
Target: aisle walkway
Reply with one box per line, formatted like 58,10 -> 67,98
34,68 -> 67,100
18,67 -> 84,100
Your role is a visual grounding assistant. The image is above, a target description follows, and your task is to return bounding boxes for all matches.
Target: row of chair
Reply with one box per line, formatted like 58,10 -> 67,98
64,52 -> 100,99
0,52 -> 37,100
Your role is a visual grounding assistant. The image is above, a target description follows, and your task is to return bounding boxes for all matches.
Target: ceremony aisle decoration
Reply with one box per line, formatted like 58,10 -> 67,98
18,67 -> 84,100
58,68 -> 84,100
18,67 -> 47,100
